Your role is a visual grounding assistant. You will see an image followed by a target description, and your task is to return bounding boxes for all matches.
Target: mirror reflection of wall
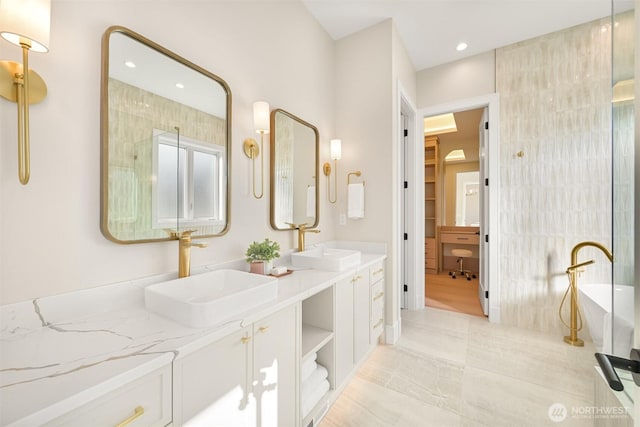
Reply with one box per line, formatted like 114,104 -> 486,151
270,109 -> 319,230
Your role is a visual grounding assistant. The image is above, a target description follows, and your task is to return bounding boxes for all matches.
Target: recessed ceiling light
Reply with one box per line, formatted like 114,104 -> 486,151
124,61 -> 136,68
176,83 -> 185,89
456,42 -> 468,52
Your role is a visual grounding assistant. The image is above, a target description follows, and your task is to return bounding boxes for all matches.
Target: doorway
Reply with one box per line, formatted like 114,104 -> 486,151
424,107 -> 485,317
407,94 -> 500,323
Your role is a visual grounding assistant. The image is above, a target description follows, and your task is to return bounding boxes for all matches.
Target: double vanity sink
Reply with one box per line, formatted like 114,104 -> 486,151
145,246 -> 362,328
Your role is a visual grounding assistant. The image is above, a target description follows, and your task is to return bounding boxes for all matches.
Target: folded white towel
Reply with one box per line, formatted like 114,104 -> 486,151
347,183 -> 365,219
301,358 -> 317,383
302,364 -> 328,399
306,185 -> 316,218
301,379 -> 330,418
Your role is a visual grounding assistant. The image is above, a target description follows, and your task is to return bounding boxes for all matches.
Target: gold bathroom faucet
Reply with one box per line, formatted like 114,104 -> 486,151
288,223 -> 320,252
563,241 -> 613,346
173,230 -> 208,278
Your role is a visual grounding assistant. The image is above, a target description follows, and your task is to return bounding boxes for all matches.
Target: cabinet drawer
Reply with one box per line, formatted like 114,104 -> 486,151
370,280 -> 384,341
369,262 -> 385,284
440,233 -> 479,245
425,258 -> 436,269
46,365 -> 172,427
425,238 -> 436,251
371,280 -> 384,303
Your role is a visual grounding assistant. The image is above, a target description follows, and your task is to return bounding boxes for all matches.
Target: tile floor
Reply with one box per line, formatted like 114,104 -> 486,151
320,307 -> 599,426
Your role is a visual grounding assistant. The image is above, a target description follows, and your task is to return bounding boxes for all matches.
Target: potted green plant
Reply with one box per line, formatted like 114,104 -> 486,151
245,238 -> 281,275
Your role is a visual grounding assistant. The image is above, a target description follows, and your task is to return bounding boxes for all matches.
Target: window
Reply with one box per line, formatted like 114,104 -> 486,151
152,129 -> 225,228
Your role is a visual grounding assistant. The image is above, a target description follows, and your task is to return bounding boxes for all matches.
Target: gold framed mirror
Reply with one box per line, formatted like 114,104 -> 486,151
270,109 -> 319,230
100,26 -> 231,243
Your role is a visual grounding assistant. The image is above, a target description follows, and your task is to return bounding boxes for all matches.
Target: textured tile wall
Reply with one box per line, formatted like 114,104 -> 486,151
497,17 -> 618,334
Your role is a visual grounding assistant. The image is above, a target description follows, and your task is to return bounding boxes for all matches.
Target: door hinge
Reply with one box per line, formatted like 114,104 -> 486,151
404,233 -> 408,241
485,290 -> 489,298
404,285 -> 408,292
485,178 -> 489,186
404,129 -> 408,137
484,122 -> 489,130
404,181 -> 408,189
485,235 -> 489,243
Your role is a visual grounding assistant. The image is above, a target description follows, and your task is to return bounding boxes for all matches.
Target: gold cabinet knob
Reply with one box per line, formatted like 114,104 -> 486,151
241,335 -> 252,344
258,326 -> 269,334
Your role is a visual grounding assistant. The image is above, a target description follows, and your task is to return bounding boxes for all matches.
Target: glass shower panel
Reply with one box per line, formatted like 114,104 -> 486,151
611,1 -> 635,357
611,0 -> 635,403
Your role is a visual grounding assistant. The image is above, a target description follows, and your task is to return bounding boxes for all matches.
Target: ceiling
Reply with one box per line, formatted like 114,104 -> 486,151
436,108 -> 484,163
301,0 -> 632,71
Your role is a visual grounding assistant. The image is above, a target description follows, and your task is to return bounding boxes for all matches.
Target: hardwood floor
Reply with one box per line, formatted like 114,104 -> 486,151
425,272 -> 485,317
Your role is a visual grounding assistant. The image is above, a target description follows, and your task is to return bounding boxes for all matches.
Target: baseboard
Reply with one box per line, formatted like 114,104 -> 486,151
384,319 -> 400,344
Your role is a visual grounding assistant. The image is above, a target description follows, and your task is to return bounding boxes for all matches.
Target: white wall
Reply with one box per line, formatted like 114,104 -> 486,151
0,1 -> 336,304
334,19 -> 416,341
416,51 -> 495,107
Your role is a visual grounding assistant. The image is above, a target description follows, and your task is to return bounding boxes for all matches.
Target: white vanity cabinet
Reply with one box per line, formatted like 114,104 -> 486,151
45,365 -> 172,427
173,305 -> 297,427
335,268 -> 369,386
370,262 -> 385,342
353,268 -> 370,363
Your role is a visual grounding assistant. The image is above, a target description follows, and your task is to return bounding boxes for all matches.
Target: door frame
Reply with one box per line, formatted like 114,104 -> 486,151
411,94 -> 501,322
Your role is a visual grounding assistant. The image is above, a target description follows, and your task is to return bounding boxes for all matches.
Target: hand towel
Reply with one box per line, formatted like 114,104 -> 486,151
306,185 -> 316,218
301,364 -> 328,399
301,358 -> 318,383
347,183 -> 365,219
301,379 -> 330,418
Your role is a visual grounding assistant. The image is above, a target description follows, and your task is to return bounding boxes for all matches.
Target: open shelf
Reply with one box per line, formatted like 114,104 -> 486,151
302,324 -> 333,360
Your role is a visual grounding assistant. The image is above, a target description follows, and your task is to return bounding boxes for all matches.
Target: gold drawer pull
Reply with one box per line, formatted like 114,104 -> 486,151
373,318 -> 384,328
115,406 -> 144,427
258,326 -> 269,333
373,268 -> 384,275
351,274 -> 363,284
373,291 -> 384,301
241,335 -> 252,344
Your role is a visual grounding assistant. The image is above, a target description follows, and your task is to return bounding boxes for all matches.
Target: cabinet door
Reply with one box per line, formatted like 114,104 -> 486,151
353,269 -> 370,363
176,326 -> 254,427
253,305 -> 297,427
334,276 -> 354,386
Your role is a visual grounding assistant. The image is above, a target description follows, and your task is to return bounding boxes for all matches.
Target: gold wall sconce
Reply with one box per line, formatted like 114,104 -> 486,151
243,101 -> 270,199
323,139 -> 341,203
0,0 -> 51,185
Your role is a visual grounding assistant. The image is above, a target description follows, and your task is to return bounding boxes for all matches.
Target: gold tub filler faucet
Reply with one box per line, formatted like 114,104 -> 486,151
560,241 -> 613,346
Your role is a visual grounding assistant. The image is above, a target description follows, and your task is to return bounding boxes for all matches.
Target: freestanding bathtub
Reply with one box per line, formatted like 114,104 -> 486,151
579,283 -> 634,357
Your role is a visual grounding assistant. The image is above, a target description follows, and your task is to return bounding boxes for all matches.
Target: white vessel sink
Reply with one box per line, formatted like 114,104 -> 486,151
290,247 -> 361,271
144,269 -> 278,328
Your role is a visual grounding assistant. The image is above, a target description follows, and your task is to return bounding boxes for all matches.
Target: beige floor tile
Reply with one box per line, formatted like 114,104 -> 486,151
460,366 -> 594,427
320,307 -> 602,427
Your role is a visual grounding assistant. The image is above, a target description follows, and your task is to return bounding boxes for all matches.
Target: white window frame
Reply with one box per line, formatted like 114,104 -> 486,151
151,129 -> 225,229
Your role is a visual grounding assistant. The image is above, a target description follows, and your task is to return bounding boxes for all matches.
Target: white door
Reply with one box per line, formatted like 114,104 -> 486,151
478,108 -> 489,316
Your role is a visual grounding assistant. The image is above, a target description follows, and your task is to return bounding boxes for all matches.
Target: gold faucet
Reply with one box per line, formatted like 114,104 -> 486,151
172,230 -> 208,278
563,241 -> 613,346
288,223 -> 320,252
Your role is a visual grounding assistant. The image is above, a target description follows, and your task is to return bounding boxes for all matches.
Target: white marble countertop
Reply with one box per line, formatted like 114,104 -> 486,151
0,242 -> 386,426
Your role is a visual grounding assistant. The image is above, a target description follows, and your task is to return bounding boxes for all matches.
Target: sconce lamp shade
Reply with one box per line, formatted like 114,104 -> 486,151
253,101 -> 270,134
330,139 -> 342,160
0,0 -> 51,53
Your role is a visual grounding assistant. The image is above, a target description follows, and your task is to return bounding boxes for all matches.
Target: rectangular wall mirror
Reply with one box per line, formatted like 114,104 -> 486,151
270,109 -> 319,230
100,26 -> 231,243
